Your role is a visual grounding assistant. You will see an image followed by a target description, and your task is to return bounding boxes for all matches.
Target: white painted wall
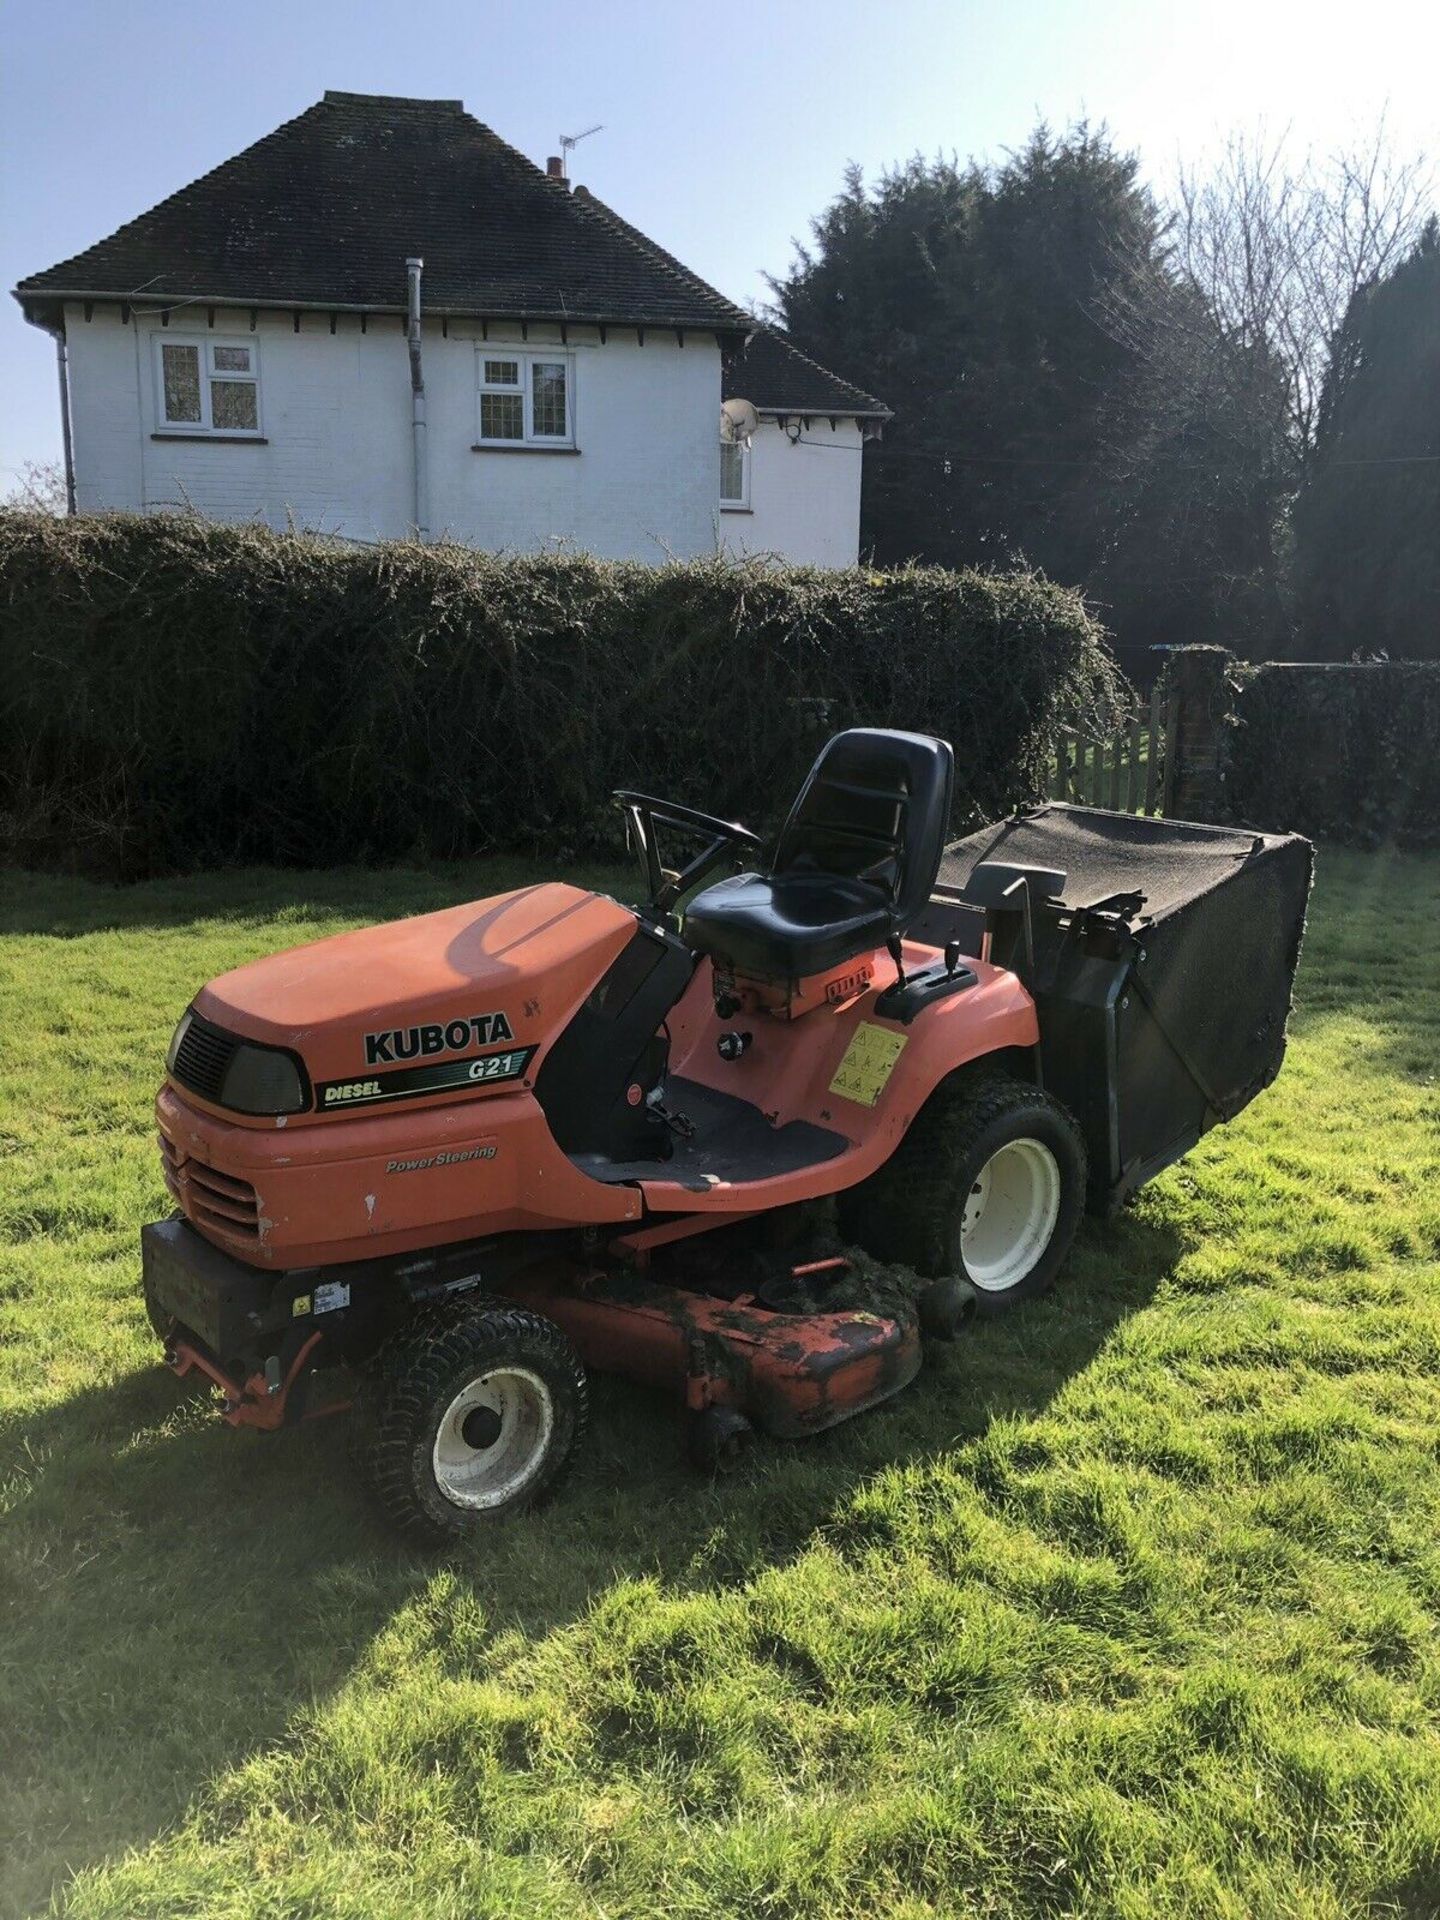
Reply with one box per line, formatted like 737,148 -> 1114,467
62,303 -> 727,562
718,416 -> 866,567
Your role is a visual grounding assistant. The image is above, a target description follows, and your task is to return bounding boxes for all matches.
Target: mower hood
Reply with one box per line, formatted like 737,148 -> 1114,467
183,883 -> 638,1118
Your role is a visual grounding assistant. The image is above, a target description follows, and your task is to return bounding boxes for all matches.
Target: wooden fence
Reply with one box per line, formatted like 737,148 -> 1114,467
1050,678 -> 1175,816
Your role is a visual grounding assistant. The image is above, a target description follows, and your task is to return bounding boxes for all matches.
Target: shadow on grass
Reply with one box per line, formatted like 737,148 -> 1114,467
0,1206 -> 1178,1915
0,858 -> 638,941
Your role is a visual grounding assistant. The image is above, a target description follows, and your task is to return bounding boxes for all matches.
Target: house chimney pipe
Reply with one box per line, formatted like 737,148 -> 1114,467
405,256 -> 429,539
546,155 -> 565,180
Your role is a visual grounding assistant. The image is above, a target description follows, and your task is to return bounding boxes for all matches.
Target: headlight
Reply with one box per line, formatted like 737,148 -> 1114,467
220,1043 -> 308,1116
167,1007 -> 310,1115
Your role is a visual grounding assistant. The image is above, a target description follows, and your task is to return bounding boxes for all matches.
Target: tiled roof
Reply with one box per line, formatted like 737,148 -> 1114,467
15,91 -> 754,333
722,327 -> 891,419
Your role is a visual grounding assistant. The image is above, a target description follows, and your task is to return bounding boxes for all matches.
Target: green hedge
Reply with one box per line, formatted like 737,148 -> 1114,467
0,513 -> 1122,879
1229,663 -> 1440,847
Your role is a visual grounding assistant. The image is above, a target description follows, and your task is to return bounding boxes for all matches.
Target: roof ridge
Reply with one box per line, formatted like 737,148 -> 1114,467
323,89 -> 463,110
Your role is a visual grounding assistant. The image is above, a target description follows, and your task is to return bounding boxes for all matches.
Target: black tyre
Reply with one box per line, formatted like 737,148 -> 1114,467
688,1405 -> 755,1474
837,1072 -> 1086,1313
352,1302 -> 587,1545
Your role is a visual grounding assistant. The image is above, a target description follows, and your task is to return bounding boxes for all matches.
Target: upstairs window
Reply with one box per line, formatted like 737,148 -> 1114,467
477,351 -> 573,447
155,336 -> 260,435
720,436 -> 750,509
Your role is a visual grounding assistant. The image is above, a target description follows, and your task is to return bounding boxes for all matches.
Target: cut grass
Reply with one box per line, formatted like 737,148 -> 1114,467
1,846 -> 1438,1919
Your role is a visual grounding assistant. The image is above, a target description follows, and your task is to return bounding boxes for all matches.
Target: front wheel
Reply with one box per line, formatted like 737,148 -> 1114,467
837,1073 -> 1087,1313
353,1302 -> 587,1545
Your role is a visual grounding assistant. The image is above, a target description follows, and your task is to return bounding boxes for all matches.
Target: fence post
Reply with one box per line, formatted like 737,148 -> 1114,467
1155,645 -> 1237,823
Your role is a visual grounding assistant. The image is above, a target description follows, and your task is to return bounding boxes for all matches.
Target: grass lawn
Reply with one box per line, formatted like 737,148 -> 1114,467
2,846 -> 1439,1919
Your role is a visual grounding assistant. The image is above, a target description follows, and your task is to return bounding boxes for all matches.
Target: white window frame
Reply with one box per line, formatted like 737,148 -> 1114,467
475,349 -> 575,448
719,434 -> 751,510
153,334 -> 262,437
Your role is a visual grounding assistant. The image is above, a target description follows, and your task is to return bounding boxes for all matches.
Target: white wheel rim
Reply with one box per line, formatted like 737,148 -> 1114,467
432,1366 -> 554,1509
960,1138 -> 1062,1293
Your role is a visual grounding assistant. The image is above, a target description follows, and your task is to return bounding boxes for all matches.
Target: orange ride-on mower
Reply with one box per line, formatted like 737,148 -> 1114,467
142,730 -> 1311,1542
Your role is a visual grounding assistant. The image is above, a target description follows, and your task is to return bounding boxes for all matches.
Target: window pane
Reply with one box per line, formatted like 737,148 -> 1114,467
532,362 -> 567,437
484,359 -> 519,386
720,440 -> 745,501
211,381 -> 258,431
161,343 -> 202,423
481,392 -> 524,440
212,345 -> 251,372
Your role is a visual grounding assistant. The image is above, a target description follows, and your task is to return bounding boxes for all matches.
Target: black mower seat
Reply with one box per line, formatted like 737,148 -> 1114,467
682,871 -> 894,980
686,728 -> 954,981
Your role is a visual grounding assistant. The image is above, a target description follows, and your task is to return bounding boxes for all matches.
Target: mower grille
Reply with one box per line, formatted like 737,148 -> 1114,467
159,1134 -> 260,1240
171,1012 -> 242,1104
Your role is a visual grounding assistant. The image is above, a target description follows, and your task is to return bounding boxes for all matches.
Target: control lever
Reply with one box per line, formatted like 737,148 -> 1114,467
944,938 -> 963,977
646,1089 -> 696,1140
886,933 -> 906,992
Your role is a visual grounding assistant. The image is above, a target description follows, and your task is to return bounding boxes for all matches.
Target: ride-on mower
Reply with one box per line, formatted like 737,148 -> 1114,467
142,730 -> 1311,1542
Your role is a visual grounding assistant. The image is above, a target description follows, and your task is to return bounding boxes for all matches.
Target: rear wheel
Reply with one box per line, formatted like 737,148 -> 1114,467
353,1302 -> 587,1545
837,1072 -> 1086,1313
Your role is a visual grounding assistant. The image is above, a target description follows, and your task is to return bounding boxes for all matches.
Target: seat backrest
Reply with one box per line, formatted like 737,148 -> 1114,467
772,729 -> 954,931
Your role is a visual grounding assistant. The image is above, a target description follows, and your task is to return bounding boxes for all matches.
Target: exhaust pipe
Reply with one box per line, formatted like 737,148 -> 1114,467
406,256 -> 429,539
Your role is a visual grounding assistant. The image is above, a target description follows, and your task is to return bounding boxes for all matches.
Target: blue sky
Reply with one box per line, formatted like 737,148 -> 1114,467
3,0 -> 1434,482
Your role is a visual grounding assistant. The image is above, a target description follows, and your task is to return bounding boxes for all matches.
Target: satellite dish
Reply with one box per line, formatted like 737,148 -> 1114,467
720,397 -> 759,445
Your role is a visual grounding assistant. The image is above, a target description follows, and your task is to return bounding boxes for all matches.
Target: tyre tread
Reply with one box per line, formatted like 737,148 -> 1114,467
837,1068 -> 1087,1299
352,1300 -> 587,1545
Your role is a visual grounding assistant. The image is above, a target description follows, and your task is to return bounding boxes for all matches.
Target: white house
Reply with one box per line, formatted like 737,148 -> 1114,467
14,91 -> 889,566
719,329 -> 891,567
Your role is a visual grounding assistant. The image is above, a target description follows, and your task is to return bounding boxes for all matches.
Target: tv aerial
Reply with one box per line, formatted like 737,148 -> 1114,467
559,124 -> 604,177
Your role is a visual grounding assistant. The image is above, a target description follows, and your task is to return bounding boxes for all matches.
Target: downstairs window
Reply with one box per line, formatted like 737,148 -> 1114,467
155,336 -> 260,435
720,436 -> 750,509
477,352 -> 574,447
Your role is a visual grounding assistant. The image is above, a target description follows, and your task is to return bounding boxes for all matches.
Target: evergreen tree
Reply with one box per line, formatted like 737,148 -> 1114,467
771,127 -> 1161,595
769,123 -> 1428,664
1292,220 -> 1440,659
770,126 -> 1294,659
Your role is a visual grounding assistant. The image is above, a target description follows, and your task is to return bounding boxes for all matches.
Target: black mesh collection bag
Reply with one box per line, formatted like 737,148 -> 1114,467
934,805 -> 1313,1211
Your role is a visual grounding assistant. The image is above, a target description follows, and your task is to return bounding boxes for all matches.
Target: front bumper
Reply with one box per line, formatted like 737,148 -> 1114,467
143,1217 -> 350,1429
143,1217 -> 287,1357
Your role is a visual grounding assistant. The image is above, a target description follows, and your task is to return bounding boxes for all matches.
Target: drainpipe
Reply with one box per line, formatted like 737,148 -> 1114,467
405,257 -> 429,539
52,326 -> 78,514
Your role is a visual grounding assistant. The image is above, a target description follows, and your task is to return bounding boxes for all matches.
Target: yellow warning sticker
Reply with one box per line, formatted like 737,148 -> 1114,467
829,1022 -> 908,1107
292,1293 -> 312,1318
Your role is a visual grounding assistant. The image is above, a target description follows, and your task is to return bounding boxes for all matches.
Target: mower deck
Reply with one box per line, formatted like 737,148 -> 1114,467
145,1215 -> 921,1443
499,1260 -> 920,1439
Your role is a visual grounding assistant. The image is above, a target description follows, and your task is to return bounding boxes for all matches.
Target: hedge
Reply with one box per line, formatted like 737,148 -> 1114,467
1229,662 -> 1440,848
0,513 -> 1122,880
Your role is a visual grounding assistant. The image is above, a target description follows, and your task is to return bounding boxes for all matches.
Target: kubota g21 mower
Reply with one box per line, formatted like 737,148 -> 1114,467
142,730 -> 1310,1542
